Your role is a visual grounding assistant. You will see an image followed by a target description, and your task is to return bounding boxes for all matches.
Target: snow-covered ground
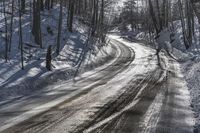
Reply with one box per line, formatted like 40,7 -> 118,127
0,34 -> 136,132
0,34 -> 160,132
181,57 -> 200,132
161,20 -> 200,132
1,34 -> 194,133
0,4 -> 116,102
113,15 -> 200,131
0,39 -> 119,132
0,1 -> 199,132
0,3 -> 119,131
133,18 -> 200,132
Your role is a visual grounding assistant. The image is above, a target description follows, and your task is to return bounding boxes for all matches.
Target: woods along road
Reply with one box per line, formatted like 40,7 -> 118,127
0,35 -> 194,133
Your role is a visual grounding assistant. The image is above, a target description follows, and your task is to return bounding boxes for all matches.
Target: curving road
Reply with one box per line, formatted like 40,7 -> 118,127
0,35 -> 194,133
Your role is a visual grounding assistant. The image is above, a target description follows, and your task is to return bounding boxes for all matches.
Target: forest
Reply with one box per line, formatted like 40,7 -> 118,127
1,0 -> 200,133
0,0 -> 200,69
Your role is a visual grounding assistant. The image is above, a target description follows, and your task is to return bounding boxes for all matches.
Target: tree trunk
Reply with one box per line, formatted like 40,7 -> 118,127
178,0 -> 190,49
32,0 -> 42,48
21,0 -> 26,12
191,0 -> 200,24
56,0 -> 63,55
148,0 -> 160,34
46,45 -> 52,71
3,0 -> 8,62
9,0 -> 14,52
68,0 -> 74,32
18,0 -> 24,69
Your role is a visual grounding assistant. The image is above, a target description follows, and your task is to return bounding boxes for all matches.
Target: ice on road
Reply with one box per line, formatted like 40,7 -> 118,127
0,35 -> 194,133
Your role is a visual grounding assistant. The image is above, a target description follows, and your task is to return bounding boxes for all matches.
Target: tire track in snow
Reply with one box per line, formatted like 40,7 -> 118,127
1,38 -> 135,133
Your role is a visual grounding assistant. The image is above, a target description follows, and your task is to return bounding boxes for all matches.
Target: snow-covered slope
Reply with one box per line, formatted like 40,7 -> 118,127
135,18 -> 200,132
0,5 -> 115,101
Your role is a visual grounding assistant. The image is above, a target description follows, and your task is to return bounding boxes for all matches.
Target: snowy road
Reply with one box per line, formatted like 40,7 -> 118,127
0,35 -> 194,133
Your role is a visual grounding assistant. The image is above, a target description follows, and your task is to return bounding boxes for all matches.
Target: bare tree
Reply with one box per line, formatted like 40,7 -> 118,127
32,0 -> 42,48
56,0 -> 63,55
18,0 -> 24,69
3,0 -> 8,62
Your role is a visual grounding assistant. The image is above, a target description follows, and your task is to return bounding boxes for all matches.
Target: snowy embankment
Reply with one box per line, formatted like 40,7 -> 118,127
182,57 -> 200,132
0,5 -> 115,101
0,35 -> 122,132
135,19 -> 200,131
168,20 -> 200,132
0,41 -> 115,101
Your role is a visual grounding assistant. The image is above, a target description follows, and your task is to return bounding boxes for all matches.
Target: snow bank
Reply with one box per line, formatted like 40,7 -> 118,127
125,17 -> 200,131
169,19 -> 200,132
144,19 -> 200,132
0,5 -> 116,101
